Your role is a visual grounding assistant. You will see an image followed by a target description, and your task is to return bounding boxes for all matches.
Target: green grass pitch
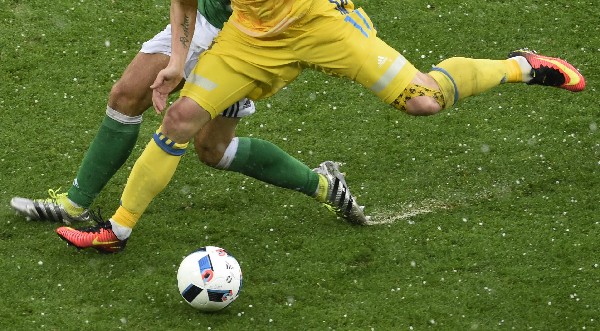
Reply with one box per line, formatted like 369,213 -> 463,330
1,0 -> 598,330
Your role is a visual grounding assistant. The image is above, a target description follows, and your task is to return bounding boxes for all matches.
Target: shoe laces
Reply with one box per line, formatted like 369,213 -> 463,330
322,202 -> 340,213
45,188 -> 67,203
78,208 -> 111,233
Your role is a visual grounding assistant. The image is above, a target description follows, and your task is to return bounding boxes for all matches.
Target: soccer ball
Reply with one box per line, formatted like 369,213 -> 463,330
177,246 -> 243,312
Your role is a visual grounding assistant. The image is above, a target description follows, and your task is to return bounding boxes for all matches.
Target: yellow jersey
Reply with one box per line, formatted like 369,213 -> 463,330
230,0 -> 312,37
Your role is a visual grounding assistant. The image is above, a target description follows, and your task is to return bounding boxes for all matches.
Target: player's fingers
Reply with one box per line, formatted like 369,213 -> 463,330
150,79 -> 162,90
150,71 -> 166,90
152,90 -> 166,114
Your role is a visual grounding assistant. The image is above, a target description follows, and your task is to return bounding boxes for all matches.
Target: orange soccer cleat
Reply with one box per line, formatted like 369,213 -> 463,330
509,49 -> 585,92
56,219 -> 127,253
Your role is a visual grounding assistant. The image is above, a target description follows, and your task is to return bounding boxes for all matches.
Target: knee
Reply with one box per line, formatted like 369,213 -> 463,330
391,77 -> 446,116
162,109 -> 190,143
108,80 -> 150,116
161,98 -> 210,143
194,138 -> 229,167
404,97 -> 442,116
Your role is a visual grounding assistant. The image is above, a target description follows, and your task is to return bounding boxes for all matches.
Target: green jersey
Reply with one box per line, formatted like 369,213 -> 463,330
198,0 -> 232,29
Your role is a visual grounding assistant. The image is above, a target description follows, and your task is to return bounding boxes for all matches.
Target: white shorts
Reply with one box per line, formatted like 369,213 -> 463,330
140,12 -> 255,119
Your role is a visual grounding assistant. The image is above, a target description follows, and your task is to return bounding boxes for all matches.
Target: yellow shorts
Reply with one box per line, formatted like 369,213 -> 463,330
181,0 -> 419,118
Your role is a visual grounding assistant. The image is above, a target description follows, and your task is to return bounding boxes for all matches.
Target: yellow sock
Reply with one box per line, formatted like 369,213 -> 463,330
314,174 -> 329,203
429,57 -> 523,107
112,206 -> 139,229
112,129 -> 188,228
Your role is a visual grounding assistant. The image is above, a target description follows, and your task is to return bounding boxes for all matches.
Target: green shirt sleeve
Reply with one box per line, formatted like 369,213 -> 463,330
197,0 -> 232,29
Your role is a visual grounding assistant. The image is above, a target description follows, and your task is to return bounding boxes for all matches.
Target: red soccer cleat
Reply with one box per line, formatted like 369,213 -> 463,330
509,49 -> 585,92
56,220 -> 127,253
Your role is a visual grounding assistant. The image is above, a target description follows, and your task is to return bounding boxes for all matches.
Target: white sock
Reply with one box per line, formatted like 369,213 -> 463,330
508,56 -> 533,82
106,106 -> 143,124
215,137 -> 239,169
110,218 -> 132,240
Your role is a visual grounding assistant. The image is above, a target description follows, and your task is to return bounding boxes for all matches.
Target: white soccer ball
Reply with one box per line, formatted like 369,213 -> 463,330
177,246 -> 243,312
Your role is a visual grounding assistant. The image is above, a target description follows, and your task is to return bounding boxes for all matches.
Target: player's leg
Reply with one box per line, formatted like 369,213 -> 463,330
60,100 -> 368,252
67,52 -> 170,208
57,106 -> 370,253
195,99 -> 369,226
55,34 -> 265,251
105,42 -> 265,236
194,116 -> 240,168
10,15 -> 219,224
181,18 -> 372,224
301,3 -> 585,116
389,51 -> 584,115
10,52 -> 170,224
195,106 -> 369,226
201,124 -> 319,196
297,5 -> 512,114
387,45 -> 585,114
197,110 -> 320,197
56,96 -> 210,252
425,50 -> 586,112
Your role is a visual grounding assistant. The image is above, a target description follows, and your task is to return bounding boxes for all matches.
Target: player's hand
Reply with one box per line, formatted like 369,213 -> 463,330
150,66 -> 183,114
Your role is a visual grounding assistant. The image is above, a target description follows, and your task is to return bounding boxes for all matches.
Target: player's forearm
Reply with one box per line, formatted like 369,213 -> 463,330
169,0 -> 197,72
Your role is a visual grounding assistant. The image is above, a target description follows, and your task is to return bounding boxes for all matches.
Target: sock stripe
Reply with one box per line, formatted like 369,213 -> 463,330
345,197 -> 354,214
152,132 -> 187,156
331,178 -> 340,203
430,67 -> 459,106
34,203 -> 48,219
106,106 -> 143,124
337,182 -> 347,209
222,102 -> 240,118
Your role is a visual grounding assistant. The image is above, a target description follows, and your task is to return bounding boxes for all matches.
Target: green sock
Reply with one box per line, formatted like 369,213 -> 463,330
68,114 -> 140,208
228,137 -> 319,196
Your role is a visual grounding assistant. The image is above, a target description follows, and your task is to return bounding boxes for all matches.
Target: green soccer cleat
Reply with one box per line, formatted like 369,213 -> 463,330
508,49 -> 585,92
10,189 -> 89,224
313,161 -> 371,225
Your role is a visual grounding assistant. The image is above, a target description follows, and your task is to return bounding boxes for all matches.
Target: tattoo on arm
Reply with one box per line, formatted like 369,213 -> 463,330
179,14 -> 190,49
